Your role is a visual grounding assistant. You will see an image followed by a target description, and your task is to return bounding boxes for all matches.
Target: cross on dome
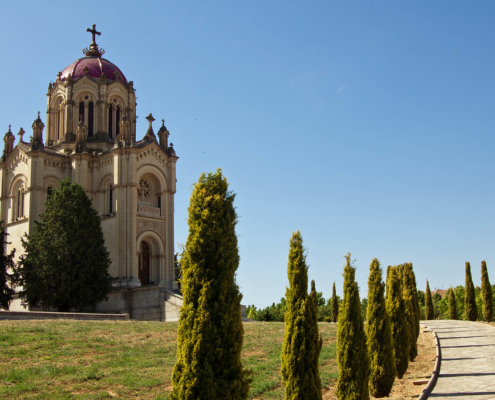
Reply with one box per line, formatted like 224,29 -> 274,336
87,24 -> 101,45
82,24 -> 105,57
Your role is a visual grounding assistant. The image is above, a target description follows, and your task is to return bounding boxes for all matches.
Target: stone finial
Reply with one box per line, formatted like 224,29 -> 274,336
83,67 -> 90,76
100,72 -> 107,84
47,83 -> 53,95
144,113 -> 157,143
18,127 -> 25,143
114,70 -> 120,80
57,72 -> 62,81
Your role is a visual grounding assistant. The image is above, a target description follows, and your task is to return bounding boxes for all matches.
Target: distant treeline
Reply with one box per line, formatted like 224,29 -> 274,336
247,284 -> 495,322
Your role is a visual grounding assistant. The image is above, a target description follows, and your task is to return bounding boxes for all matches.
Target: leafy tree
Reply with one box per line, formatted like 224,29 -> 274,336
425,280 -> 434,320
386,266 -> 409,379
448,286 -> 458,320
331,281 -> 339,322
481,261 -> 493,322
0,222 -> 17,310
464,262 -> 477,321
170,170 -> 250,400
417,289 -> 425,320
366,258 -> 395,397
280,231 -> 322,400
336,254 -> 370,400
17,179 -> 112,312
174,243 -> 185,291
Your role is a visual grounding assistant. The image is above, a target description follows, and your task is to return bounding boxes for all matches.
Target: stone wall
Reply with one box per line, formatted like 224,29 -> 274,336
0,310 -> 129,321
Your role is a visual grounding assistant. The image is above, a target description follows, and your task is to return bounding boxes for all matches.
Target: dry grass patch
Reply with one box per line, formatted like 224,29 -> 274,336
0,319 -> 435,399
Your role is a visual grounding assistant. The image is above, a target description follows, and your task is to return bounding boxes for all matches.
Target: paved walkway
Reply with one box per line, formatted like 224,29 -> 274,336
421,320 -> 495,399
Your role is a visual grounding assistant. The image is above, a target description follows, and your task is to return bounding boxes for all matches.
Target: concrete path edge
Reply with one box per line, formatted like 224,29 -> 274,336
418,324 -> 442,400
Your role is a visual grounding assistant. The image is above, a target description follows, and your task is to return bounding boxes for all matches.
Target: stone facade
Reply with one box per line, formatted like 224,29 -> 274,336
1,26 -> 182,321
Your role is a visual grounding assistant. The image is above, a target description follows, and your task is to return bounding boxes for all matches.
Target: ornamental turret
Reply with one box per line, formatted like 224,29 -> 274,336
2,125 -> 15,160
158,119 -> 170,149
30,112 -> 45,151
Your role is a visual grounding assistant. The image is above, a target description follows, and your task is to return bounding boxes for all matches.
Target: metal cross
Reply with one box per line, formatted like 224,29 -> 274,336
87,24 -> 101,44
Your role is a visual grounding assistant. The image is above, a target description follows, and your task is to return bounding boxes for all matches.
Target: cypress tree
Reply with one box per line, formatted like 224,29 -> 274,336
386,267 -> 410,379
405,263 -> 420,340
366,258 -> 395,398
280,232 -> 322,400
336,254 -> 370,400
481,261 -> 493,322
331,281 -> 339,323
425,280 -> 434,320
465,262 -> 478,321
448,286 -> 458,320
402,265 -> 417,360
170,170 -> 250,400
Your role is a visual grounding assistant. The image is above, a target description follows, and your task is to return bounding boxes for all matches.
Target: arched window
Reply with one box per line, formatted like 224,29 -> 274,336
109,185 -> 113,214
139,241 -> 150,286
14,186 -> 25,220
47,186 -> 53,197
79,102 -> 85,123
108,104 -> 113,138
88,102 -> 94,137
116,106 -> 121,136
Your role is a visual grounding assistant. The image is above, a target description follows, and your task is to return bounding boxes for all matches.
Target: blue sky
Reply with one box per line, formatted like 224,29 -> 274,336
2,1 -> 495,307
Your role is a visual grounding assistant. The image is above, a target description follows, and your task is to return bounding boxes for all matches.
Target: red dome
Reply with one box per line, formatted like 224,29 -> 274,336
60,56 -> 128,85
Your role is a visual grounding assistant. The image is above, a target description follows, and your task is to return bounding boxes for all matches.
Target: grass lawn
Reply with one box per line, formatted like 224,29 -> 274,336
0,320 -> 337,399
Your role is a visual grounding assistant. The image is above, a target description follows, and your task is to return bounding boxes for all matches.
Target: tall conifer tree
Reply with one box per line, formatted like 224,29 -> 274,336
405,263 -> 420,340
171,170 -> 250,400
481,261 -> 493,322
465,262 -> 478,321
448,286 -> 458,320
366,258 -> 395,397
331,281 -> 339,322
425,280 -> 434,320
386,267 -> 410,378
280,232 -> 322,400
402,265 -> 417,360
336,254 -> 370,400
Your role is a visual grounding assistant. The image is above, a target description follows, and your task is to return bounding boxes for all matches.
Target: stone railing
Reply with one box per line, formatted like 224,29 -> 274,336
137,204 -> 161,218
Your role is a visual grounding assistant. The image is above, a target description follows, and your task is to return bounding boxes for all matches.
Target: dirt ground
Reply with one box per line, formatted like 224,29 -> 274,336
323,325 -> 436,400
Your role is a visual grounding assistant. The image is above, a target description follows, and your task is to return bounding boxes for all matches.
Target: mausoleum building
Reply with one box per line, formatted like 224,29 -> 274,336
1,26 -> 182,321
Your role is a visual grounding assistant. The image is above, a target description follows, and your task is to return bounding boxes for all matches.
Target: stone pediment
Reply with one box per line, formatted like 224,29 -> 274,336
73,76 -> 100,93
2,146 -> 29,170
107,81 -> 130,101
136,142 -> 172,168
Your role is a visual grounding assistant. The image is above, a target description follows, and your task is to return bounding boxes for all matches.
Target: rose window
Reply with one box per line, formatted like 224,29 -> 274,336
138,179 -> 151,201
